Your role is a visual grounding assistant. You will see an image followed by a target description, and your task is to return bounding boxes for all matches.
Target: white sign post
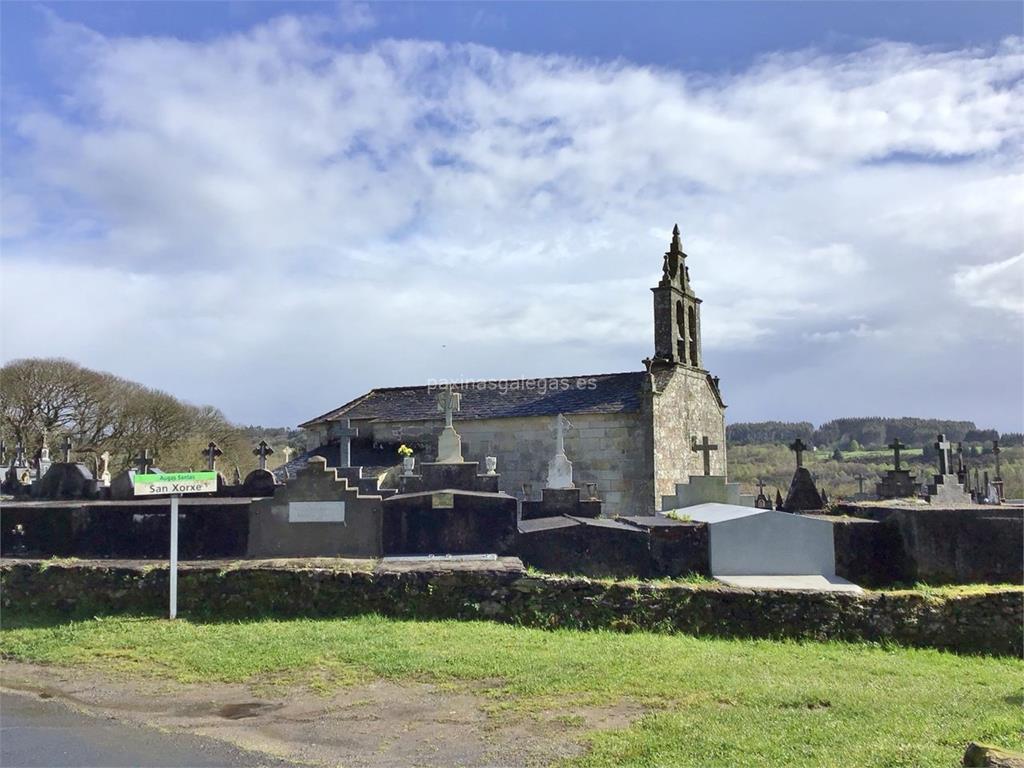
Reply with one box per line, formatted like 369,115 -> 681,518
134,471 -> 218,619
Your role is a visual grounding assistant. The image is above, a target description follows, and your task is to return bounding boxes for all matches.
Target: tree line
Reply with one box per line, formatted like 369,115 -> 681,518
0,358 -> 295,476
728,417 -> 1008,448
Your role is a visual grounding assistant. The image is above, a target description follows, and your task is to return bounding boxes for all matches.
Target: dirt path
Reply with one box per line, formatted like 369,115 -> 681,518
0,661 -> 644,767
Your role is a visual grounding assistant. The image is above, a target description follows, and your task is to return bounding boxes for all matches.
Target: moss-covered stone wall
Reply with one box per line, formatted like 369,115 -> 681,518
1,559 -> 1020,656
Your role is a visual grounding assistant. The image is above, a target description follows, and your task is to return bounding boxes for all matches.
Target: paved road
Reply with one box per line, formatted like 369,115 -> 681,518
0,691 -> 291,767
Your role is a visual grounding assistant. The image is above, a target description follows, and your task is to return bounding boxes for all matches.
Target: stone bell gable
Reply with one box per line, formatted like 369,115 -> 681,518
645,224 -> 728,506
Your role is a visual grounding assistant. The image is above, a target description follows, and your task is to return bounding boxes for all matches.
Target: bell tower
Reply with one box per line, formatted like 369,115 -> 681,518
651,224 -> 703,368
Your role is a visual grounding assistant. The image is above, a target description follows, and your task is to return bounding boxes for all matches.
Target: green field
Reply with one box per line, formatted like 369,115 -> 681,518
2,613 -> 1021,767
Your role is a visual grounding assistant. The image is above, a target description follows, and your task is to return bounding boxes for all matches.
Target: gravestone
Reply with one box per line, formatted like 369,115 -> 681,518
524,415 -> 600,520
876,438 -> 918,499
97,451 -> 112,487
546,413 -> 574,489
754,479 -> 771,509
781,439 -> 824,512
34,461 -> 98,500
662,475 -> 755,509
435,386 -> 464,463
925,434 -> 972,505
242,440 -> 278,497
335,420 -> 359,468
36,432 -> 52,480
3,443 -> 32,494
384,399 -> 517,555
248,455 -> 384,557
992,440 -> 1005,503
110,449 -> 162,500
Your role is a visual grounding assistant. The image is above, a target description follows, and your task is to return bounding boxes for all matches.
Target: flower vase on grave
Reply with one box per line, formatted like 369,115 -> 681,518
485,456 -> 497,475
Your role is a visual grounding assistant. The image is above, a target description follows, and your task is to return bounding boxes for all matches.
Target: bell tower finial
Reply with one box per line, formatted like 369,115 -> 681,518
651,222 -> 703,369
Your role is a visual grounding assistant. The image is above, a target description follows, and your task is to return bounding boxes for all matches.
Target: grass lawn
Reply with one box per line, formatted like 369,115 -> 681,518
2,613 -> 1021,767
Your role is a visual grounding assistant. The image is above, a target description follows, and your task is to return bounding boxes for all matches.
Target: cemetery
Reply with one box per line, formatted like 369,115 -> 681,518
1,226 -> 1021,768
2,227 -> 1021,666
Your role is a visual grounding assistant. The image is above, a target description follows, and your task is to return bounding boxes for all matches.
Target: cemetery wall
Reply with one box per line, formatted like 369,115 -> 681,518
366,414 -> 652,517
836,504 -> 1024,584
3,559 -> 1019,656
0,502 -> 249,559
650,366 -> 727,510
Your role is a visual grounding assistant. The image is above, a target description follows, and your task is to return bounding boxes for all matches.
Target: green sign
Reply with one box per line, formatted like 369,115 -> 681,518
133,471 -> 218,496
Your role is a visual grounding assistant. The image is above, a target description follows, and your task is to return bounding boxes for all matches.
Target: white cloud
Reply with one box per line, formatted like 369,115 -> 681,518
953,253 -> 1024,314
1,12 -> 1022,428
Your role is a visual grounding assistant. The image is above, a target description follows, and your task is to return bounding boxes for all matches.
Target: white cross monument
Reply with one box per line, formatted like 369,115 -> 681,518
435,385 -> 464,463
547,413 -> 574,489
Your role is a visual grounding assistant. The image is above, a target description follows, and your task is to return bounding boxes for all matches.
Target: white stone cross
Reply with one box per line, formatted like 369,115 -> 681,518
437,386 -> 462,428
553,413 -> 572,456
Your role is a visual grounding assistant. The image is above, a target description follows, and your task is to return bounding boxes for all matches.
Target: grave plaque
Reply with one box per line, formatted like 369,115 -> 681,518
288,500 -> 346,523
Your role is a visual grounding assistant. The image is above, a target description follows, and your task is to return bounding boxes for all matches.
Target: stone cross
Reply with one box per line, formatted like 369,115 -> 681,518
134,449 -> 153,474
253,440 -> 274,471
757,478 -> 766,495
98,451 -> 111,485
0,439 -> 6,465
854,473 -> 865,494
61,435 -> 73,463
40,431 -> 50,462
282,446 -> 294,464
691,435 -> 718,476
232,466 -> 242,485
955,442 -> 965,474
934,434 -> 952,476
553,413 -> 572,456
789,438 -> 807,469
202,441 -> 223,471
993,440 -> 1002,480
888,438 -> 905,471
436,385 -> 461,428
14,442 -> 26,465
335,420 -> 359,468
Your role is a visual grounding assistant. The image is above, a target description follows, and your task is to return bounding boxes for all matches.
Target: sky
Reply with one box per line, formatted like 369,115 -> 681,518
1,1 -> 1022,431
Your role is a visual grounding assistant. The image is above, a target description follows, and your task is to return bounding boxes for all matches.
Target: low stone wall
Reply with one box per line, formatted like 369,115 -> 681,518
836,504 -> 1024,584
2,559 -> 1020,656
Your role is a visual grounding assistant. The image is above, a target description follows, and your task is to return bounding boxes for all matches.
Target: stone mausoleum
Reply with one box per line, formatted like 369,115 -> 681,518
300,225 -> 727,518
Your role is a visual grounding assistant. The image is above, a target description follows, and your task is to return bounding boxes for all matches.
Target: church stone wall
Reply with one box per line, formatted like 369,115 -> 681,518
650,366 -> 727,511
365,413 -> 652,518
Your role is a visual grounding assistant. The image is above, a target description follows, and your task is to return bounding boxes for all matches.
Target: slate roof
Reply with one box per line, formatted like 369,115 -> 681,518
300,371 -> 648,427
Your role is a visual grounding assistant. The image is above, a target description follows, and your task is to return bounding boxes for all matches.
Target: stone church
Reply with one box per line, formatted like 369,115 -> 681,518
299,225 -> 727,518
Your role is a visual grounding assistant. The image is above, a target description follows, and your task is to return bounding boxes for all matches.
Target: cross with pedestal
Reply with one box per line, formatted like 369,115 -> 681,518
888,438 -> 905,471
554,413 -> 572,456
789,438 -> 807,469
15,442 -> 26,465
934,434 -> 952,476
253,440 -> 274,471
437,386 -> 461,428
854,473 -> 865,494
61,435 -> 73,463
993,440 -> 1002,480
335,420 -> 359,468
202,441 -> 223,471
135,449 -> 154,474
691,435 -> 718,476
